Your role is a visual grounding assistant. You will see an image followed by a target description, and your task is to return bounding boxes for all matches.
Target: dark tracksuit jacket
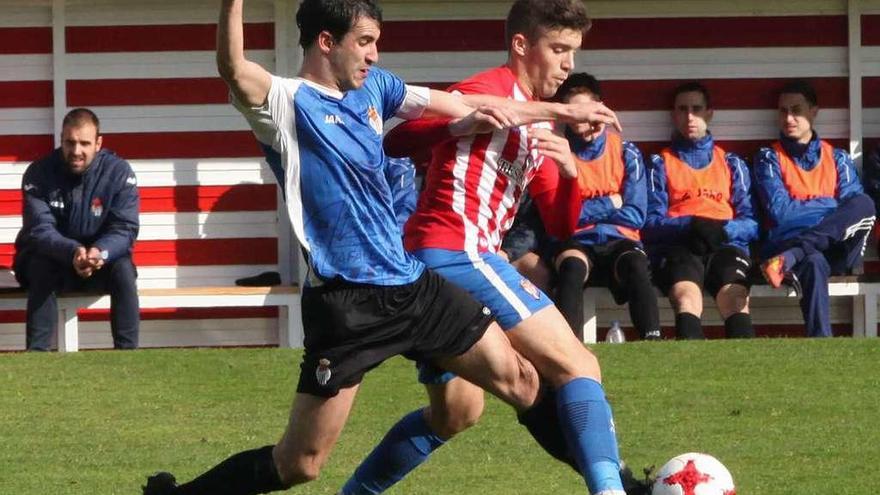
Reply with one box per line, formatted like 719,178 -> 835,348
13,148 -> 140,282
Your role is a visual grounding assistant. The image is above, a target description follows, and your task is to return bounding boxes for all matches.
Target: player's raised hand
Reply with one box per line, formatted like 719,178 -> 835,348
448,106 -> 520,137
563,100 -> 622,133
531,128 -> 577,179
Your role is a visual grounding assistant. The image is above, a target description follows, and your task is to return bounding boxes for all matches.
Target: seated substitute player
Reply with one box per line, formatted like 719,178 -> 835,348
342,2 -> 634,495
550,73 -> 660,342
755,80 -> 875,337
644,82 -> 759,340
142,1 -> 623,494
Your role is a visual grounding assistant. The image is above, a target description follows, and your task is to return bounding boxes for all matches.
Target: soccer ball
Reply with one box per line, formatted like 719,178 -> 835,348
651,452 -> 736,495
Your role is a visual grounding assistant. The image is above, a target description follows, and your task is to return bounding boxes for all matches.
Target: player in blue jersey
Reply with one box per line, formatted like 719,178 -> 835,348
142,1 -> 622,494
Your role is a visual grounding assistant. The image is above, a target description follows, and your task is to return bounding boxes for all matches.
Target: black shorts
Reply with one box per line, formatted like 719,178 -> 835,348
558,239 -> 648,305
654,245 -> 752,298
297,269 -> 492,397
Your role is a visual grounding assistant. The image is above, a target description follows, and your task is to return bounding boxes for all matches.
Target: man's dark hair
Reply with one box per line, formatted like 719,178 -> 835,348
780,79 -> 818,107
505,0 -> 591,48
62,108 -> 101,135
554,72 -> 602,102
296,0 -> 382,49
672,81 -> 712,109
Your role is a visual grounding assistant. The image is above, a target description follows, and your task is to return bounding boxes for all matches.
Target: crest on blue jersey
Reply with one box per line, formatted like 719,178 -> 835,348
367,106 -> 382,135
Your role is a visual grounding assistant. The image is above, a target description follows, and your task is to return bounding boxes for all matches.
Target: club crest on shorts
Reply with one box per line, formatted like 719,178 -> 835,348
316,358 -> 332,386
520,278 -> 540,300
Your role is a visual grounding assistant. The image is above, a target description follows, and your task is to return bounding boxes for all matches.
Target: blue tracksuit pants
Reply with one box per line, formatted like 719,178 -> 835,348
772,194 -> 876,337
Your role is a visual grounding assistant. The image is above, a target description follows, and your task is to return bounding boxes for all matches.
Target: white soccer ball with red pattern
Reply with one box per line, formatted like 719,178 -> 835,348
652,452 -> 736,495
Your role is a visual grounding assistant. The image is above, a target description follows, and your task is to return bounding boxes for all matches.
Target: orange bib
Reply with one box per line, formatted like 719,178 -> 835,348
574,133 -> 640,241
773,141 -> 837,200
662,146 -> 734,220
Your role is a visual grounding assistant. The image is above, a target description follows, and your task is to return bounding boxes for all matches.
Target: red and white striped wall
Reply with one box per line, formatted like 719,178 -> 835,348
0,1 -> 878,347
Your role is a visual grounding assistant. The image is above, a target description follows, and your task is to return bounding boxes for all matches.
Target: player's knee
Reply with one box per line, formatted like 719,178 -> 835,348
542,345 -> 602,387
445,409 -> 482,436
510,353 -> 541,410
486,352 -> 541,412
619,252 -> 651,284
273,444 -> 324,487
669,282 -> 702,315
716,283 -> 749,317
573,347 -> 602,381
277,457 -> 322,486
556,253 -> 589,284
427,391 -> 485,440
845,193 -> 875,216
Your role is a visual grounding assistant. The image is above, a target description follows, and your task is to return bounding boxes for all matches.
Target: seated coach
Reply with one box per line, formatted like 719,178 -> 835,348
13,108 -> 140,350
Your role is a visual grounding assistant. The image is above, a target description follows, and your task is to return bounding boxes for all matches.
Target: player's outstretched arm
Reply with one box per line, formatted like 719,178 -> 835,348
217,0 -> 272,107
460,94 -> 622,132
424,89 -> 620,135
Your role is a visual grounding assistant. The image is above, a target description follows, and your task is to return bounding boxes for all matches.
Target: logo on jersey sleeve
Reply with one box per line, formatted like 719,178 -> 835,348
367,106 -> 382,135
91,198 -> 103,217
325,114 -> 344,125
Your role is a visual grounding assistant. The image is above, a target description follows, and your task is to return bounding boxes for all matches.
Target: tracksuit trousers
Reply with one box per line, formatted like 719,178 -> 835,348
772,194 -> 876,337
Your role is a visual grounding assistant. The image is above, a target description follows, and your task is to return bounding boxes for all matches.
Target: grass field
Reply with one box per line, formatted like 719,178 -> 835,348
2,338 -> 879,494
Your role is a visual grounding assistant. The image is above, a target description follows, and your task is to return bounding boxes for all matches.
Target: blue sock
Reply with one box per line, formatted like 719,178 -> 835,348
341,409 -> 445,494
557,377 -> 623,494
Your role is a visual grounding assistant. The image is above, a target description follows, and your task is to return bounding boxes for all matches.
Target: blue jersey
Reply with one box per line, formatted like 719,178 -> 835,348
385,157 -> 419,230
235,68 -> 430,286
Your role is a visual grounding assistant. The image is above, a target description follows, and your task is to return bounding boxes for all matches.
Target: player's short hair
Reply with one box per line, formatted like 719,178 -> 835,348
505,0 -> 591,48
296,0 -> 382,49
672,81 -> 712,109
779,79 -> 818,107
554,72 -> 602,102
62,108 -> 101,135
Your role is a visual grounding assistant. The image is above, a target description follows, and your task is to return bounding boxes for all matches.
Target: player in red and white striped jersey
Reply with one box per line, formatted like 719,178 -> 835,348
402,65 -> 563,254
345,2 -> 634,495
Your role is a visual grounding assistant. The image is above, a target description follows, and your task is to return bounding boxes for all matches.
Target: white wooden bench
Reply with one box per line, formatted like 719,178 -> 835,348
582,276 -> 880,343
0,286 -> 302,352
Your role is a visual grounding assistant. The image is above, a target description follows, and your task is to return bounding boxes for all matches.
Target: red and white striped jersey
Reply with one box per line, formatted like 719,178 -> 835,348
402,65 -> 553,254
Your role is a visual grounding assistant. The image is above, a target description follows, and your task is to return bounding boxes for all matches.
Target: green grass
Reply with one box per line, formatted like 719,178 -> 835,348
1,339 -> 879,494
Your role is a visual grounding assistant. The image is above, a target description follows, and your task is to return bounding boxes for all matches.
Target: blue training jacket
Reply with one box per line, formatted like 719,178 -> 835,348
14,148 -> 140,271
567,129 -> 647,246
754,132 -> 863,251
644,133 -> 759,253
